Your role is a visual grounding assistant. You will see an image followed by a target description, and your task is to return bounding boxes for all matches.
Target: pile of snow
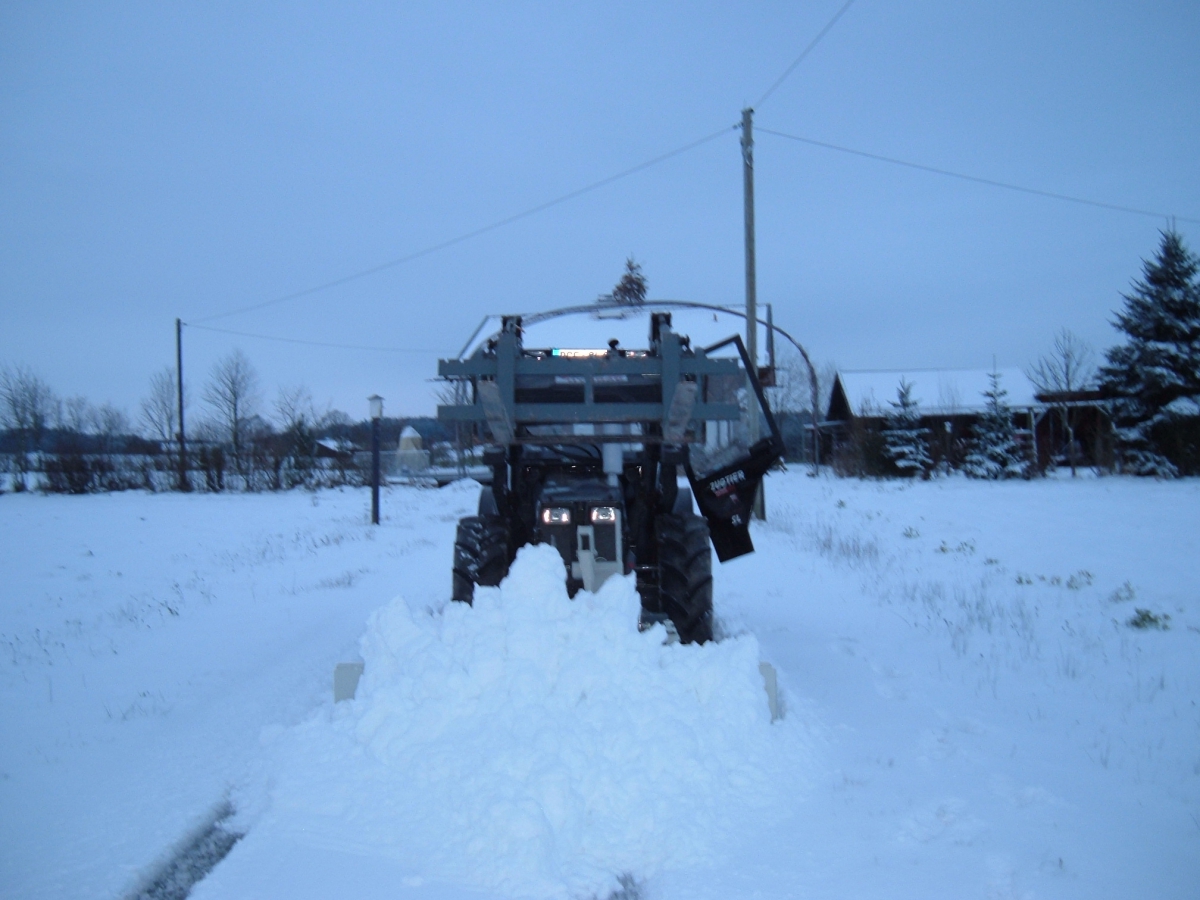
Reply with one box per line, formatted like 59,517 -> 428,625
230,544 -> 813,899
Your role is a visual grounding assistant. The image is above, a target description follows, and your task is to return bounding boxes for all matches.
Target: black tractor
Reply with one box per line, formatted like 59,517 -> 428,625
438,312 -> 783,644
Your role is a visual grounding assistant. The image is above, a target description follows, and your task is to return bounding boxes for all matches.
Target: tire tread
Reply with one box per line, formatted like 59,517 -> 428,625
656,513 -> 714,643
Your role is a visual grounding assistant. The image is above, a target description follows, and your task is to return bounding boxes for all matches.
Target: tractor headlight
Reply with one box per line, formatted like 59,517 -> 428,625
541,507 -> 572,525
591,506 -> 617,523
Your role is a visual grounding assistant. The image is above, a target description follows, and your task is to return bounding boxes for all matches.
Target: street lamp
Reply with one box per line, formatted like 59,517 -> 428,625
368,394 -> 383,525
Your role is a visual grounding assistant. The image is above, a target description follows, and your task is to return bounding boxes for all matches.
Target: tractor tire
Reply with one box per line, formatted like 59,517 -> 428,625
656,512 -> 714,644
452,515 -> 509,604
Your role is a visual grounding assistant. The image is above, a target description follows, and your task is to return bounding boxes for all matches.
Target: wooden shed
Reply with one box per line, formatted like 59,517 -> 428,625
821,369 -> 1110,473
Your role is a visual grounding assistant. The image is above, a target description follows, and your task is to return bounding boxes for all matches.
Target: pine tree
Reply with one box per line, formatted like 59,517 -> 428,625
1098,231 -> 1200,476
963,371 -> 1025,479
883,379 -> 932,477
610,257 -> 647,306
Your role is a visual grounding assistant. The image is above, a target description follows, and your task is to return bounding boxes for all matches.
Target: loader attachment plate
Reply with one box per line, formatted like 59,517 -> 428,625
687,435 -> 782,562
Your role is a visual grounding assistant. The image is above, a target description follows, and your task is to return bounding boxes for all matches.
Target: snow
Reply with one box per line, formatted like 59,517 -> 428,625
0,486 -> 475,900
1163,395 -> 1200,417
215,544 -> 810,899
2,474 -> 1199,899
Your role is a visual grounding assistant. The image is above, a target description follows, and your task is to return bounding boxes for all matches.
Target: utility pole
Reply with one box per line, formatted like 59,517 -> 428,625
741,107 -> 765,520
368,395 -> 383,525
175,318 -> 190,491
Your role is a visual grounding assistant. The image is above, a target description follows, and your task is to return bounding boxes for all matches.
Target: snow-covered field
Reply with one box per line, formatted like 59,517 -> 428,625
1,473 -> 1197,899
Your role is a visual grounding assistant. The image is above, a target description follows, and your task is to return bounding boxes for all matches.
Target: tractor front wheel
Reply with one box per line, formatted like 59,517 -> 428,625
452,515 -> 509,604
656,513 -> 714,644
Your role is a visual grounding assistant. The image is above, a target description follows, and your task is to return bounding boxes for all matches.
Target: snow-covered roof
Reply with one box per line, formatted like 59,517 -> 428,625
399,425 -> 423,449
455,303 -> 769,364
831,368 -> 1040,419
1163,395 -> 1200,418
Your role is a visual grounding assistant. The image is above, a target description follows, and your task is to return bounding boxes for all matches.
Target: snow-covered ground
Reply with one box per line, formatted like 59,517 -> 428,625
2,473 -> 1198,899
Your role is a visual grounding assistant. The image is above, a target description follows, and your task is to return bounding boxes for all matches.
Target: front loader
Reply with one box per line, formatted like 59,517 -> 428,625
437,312 -> 783,644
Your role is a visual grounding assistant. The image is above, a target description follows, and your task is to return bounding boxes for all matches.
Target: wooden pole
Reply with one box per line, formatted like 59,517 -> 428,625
369,396 -> 383,524
742,107 -> 765,520
176,318 -> 190,491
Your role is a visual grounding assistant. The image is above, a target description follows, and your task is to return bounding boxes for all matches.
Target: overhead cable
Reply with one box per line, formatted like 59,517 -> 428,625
192,126 -> 735,325
754,0 -> 857,108
758,127 -> 1200,225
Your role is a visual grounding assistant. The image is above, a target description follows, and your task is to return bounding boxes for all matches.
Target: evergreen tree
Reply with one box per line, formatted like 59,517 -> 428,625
963,371 -> 1025,479
1098,231 -> 1200,476
610,257 -> 647,306
883,379 -> 931,477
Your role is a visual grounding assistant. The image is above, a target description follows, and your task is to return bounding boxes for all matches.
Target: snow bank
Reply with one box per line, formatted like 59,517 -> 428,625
233,544 -> 813,899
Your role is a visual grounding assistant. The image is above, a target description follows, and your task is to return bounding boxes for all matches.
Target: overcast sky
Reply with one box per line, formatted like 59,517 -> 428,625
2,1 -> 1198,422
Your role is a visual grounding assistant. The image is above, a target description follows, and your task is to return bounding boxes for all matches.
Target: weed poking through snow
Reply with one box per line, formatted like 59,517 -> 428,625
1126,608 -> 1170,630
1109,581 -> 1137,604
1066,571 -> 1093,590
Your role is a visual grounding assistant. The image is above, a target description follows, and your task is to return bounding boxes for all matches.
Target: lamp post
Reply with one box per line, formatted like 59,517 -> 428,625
368,394 -> 383,525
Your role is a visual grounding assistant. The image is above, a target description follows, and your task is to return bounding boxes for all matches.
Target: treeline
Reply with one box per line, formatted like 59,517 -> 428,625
772,229 -> 1200,479
0,349 -> 454,494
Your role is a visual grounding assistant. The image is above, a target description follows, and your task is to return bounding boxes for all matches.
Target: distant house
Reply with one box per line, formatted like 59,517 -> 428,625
822,369 -> 1110,473
315,438 -> 357,462
395,425 -> 430,472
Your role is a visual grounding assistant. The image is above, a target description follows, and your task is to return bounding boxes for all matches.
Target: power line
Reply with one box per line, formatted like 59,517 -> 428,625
754,0 -> 857,108
185,323 -> 442,354
192,126 -> 735,325
758,127 -> 1200,225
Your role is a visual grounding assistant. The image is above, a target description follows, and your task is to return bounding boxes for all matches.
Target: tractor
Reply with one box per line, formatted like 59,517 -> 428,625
437,311 -> 783,644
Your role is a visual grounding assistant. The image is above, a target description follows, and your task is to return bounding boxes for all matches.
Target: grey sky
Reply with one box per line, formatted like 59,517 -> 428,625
2,1 -> 1197,421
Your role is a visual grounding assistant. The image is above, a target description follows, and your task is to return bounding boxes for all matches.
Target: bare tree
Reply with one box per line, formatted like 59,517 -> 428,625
0,364 -> 56,437
274,384 -> 315,433
1026,329 -> 1097,475
434,379 -> 477,473
272,385 -> 320,488
203,349 -> 260,481
0,364 -> 56,487
140,368 -> 183,444
62,395 -> 95,435
768,352 -> 806,416
191,417 -> 225,442
1027,329 -> 1096,395
321,409 -> 353,433
189,417 -> 227,491
94,403 -> 130,455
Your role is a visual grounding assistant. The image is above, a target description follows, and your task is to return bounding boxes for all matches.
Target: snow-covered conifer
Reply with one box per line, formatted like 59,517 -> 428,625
883,379 -> 931,477
610,257 -> 647,306
1098,231 -> 1200,476
963,371 -> 1025,479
